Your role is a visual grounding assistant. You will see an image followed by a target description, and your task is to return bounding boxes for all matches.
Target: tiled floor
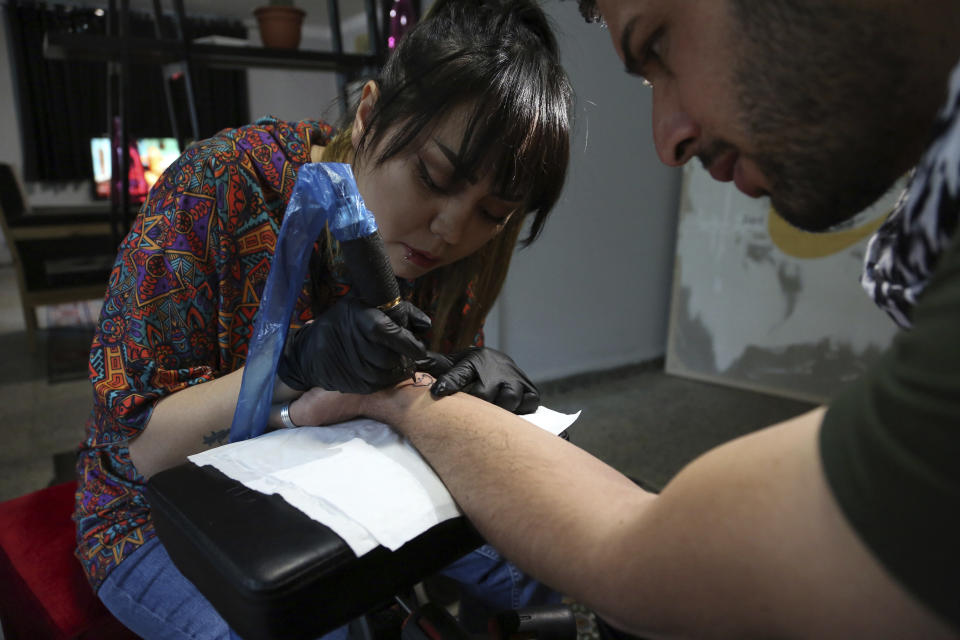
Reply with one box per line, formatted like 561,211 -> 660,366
0,268 -> 97,502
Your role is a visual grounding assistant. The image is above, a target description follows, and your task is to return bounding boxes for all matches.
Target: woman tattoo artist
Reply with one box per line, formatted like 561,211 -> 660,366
73,0 -> 572,636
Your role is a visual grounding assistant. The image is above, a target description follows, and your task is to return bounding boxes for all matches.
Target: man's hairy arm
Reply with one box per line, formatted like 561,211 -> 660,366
360,385 -> 953,639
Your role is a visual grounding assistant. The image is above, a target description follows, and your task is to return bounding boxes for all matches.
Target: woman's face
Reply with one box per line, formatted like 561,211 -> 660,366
351,91 -> 523,280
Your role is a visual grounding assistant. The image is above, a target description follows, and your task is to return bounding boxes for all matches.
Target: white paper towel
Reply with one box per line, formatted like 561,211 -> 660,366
189,406 -> 580,556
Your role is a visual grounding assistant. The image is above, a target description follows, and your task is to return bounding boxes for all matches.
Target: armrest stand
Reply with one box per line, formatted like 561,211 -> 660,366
147,462 -> 484,640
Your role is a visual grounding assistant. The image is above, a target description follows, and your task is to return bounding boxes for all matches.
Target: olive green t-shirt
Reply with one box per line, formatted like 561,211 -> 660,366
820,227 -> 960,629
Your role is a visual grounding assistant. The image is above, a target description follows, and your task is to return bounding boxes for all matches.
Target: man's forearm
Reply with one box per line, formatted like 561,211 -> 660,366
365,384 -> 655,623
364,389 -> 952,639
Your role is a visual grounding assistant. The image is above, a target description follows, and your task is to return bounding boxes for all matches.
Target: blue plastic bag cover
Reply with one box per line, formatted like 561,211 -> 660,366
228,163 -> 378,443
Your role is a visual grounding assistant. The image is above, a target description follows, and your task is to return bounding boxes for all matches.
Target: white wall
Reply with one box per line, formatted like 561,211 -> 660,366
485,2 -> 682,382
244,15 -> 367,125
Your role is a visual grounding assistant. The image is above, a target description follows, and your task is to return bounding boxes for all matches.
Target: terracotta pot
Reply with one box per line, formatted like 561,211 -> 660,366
254,6 -> 306,49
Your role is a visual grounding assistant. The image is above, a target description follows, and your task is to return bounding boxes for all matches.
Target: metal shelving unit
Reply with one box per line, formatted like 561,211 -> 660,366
42,0 -> 388,241
44,18 -> 384,70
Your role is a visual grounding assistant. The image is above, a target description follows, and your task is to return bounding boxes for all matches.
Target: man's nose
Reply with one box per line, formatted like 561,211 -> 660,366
651,87 -> 700,167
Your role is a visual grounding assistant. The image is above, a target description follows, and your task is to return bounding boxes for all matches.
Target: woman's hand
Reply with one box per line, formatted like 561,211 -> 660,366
418,347 -> 540,415
277,297 -> 430,394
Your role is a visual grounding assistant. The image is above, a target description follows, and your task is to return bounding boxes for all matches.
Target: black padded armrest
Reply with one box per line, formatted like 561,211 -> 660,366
146,462 -> 484,640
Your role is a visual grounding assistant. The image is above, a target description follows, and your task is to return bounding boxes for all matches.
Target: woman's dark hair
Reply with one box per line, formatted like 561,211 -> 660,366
356,0 -> 572,247
322,0 -> 572,350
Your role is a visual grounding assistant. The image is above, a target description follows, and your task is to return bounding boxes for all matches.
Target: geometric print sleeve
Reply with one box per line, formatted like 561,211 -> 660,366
76,118 -> 333,590
87,118 -> 329,446
88,146 -> 243,445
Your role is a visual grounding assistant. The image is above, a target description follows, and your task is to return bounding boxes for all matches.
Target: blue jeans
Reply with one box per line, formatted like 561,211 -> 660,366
98,536 -> 559,639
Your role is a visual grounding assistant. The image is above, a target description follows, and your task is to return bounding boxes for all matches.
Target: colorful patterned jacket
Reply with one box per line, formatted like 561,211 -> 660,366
73,117 -> 478,589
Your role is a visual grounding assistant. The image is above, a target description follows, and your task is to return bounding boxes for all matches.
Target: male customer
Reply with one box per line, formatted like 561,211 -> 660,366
299,1 -> 960,636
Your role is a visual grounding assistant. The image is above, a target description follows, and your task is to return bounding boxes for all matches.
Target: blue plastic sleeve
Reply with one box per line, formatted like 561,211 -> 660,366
228,162 -> 377,443
293,162 -> 379,242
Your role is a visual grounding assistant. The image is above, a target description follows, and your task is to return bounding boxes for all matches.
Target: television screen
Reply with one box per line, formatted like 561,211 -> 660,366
137,138 -> 182,188
91,137 -> 181,202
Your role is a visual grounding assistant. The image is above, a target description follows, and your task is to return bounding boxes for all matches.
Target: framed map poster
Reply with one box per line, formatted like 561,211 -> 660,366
665,164 -> 906,404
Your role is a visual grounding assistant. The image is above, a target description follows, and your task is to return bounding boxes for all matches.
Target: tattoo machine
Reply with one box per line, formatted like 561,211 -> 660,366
229,162 -> 409,443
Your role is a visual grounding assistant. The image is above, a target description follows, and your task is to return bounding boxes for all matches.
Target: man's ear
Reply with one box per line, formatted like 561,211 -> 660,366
351,81 -> 380,150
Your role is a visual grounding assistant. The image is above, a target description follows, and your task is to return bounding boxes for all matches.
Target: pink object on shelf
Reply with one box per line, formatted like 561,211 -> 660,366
387,0 -> 416,49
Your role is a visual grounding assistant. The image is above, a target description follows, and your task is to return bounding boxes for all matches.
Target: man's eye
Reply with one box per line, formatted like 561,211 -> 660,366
639,28 -> 665,88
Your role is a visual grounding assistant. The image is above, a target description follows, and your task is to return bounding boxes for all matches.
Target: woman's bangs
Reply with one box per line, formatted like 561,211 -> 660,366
459,83 -> 568,212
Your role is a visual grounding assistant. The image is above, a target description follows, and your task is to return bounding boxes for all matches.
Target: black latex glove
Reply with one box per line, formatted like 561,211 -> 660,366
424,346 -> 540,415
277,297 -> 430,394
415,350 -> 456,378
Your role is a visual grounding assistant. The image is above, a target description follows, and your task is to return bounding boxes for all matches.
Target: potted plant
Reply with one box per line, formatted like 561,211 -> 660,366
254,0 -> 306,49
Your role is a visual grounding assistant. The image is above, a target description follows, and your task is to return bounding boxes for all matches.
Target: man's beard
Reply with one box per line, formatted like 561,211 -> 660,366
730,0 -> 930,232
750,135 -> 907,232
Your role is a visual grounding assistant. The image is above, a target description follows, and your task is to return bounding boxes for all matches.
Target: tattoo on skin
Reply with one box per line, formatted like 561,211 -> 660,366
413,372 -> 433,387
203,428 -> 230,447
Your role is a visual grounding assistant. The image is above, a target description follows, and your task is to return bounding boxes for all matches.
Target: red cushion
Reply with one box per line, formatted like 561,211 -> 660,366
0,481 -> 136,639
